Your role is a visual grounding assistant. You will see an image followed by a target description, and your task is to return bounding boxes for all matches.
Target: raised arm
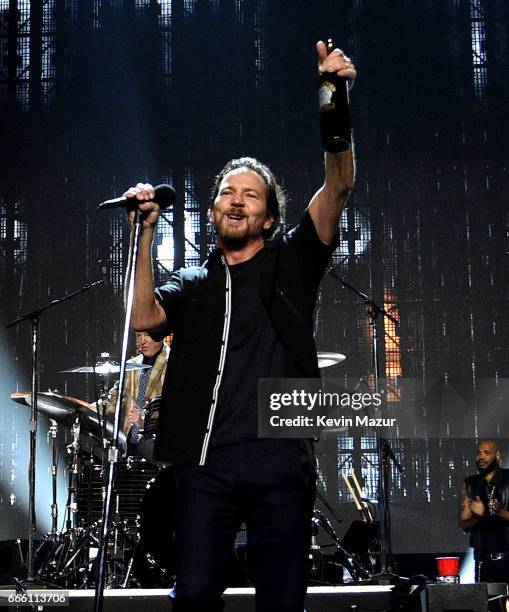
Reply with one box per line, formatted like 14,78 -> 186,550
124,183 -> 167,332
308,40 -> 356,246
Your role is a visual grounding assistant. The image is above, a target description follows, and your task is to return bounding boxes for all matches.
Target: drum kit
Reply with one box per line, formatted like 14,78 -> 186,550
8,349 -> 359,589
10,360 -> 173,589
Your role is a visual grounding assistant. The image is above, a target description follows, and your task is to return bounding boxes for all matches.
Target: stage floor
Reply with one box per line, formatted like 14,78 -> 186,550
1,582 -> 502,611
0,585 -> 396,611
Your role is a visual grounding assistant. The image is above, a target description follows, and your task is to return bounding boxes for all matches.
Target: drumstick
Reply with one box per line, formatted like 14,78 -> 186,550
342,473 -> 363,511
351,469 -> 363,497
351,469 -> 374,522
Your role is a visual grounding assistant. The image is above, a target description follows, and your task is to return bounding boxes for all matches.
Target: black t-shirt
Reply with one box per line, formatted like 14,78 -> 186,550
210,248 -> 301,447
151,211 -> 337,464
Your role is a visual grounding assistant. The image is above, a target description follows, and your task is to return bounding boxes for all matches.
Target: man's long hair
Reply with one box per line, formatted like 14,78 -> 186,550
211,157 -> 285,239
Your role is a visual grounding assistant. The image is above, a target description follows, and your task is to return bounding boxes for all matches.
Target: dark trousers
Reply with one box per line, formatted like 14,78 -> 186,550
170,439 -> 315,612
477,553 -> 509,582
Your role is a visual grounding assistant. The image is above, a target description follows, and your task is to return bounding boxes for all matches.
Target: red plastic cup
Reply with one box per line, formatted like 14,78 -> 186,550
436,556 -> 460,577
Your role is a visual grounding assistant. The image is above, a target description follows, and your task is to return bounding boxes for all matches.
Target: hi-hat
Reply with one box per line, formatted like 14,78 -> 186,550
317,351 -> 347,369
60,361 -> 150,374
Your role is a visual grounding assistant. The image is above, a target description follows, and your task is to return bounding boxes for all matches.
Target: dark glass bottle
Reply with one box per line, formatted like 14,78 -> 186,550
319,38 -> 351,153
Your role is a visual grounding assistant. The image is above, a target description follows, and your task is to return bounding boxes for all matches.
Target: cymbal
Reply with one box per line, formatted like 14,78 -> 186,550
317,351 -> 347,369
10,391 -> 31,405
11,391 -> 86,423
60,361 -> 151,374
10,391 -> 126,446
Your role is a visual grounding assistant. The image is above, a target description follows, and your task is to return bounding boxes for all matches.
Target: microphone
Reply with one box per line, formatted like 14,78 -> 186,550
98,184 -> 176,211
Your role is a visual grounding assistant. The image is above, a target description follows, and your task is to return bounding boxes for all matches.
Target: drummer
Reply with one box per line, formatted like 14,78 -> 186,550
107,331 -> 170,453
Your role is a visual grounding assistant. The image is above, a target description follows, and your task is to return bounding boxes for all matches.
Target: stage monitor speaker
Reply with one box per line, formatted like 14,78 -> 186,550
426,583 -> 488,612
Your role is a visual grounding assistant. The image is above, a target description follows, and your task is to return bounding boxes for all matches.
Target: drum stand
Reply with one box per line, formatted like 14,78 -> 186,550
36,417 -> 94,587
29,419 -> 66,584
48,419 -> 60,537
106,499 -> 140,588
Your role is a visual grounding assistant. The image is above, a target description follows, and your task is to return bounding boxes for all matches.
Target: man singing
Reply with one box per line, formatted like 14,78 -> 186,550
124,41 -> 356,612
459,439 -> 509,582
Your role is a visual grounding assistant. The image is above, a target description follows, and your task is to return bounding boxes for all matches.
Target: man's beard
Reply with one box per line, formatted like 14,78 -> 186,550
219,229 -> 249,246
476,458 -> 499,476
216,221 -> 253,248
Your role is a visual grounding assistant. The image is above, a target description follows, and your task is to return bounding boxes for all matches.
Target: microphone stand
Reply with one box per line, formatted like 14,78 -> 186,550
93,208 -> 142,612
327,268 -> 402,583
5,280 -> 104,585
